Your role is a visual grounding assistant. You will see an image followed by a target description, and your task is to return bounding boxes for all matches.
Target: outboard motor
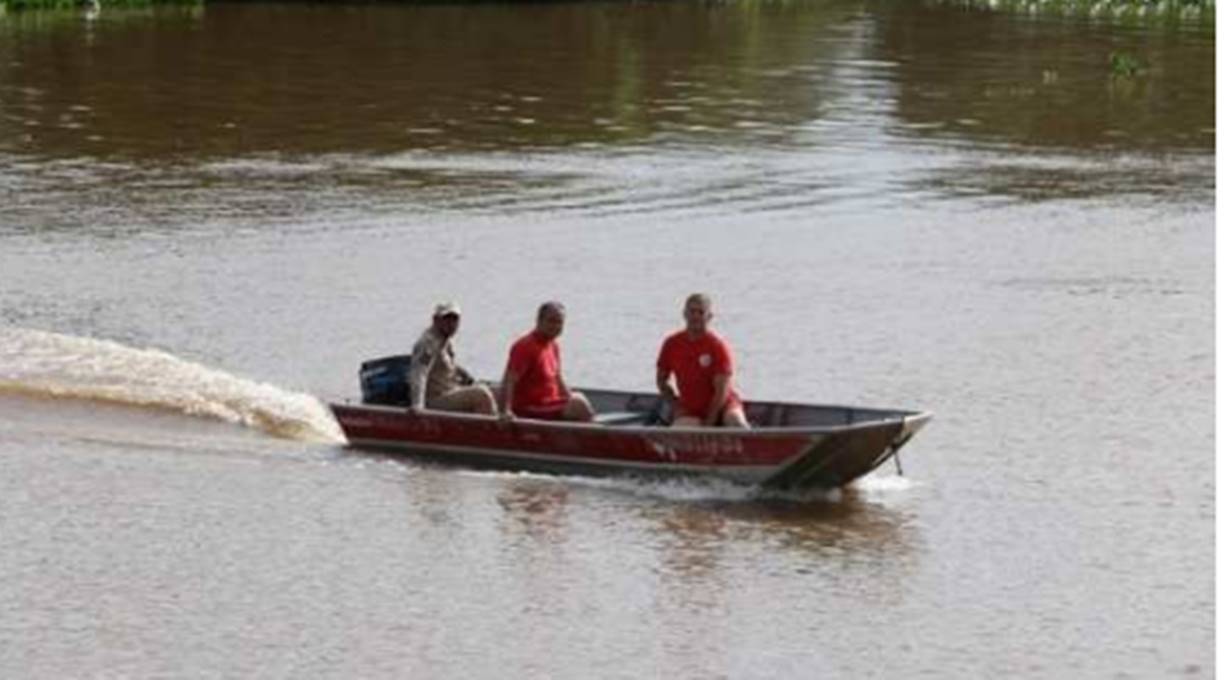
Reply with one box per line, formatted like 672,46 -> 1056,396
359,355 -> 413,405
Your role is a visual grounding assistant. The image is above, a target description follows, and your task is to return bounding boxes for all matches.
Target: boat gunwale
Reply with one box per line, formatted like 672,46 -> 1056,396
329,400 -> 933,438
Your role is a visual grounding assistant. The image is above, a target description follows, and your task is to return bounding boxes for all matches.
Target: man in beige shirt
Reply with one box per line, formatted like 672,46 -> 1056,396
407,302 -> 496,416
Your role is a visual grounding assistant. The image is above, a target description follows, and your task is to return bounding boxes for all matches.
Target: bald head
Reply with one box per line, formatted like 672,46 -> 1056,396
537,301 -> 566,322
685,293 -> 711,310
535,301 -> 567,340
683,293 -> 713,335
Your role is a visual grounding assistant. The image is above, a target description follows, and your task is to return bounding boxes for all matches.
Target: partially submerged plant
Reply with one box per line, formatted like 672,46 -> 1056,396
1109,50 -> 1143,77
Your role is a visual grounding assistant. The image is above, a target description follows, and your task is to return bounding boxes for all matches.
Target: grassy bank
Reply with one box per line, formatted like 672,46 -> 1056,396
2,0 -> 198,9
931,0 -> 1214,24
1,0 -> 1212,25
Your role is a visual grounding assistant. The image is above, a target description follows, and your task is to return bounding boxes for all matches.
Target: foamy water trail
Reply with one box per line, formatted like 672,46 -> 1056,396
0,327 -> 345,443
455,469 -> 848,504
853,474 -> 914,493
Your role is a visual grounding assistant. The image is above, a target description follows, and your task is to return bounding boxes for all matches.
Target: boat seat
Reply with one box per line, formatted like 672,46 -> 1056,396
594,411 -> 649,426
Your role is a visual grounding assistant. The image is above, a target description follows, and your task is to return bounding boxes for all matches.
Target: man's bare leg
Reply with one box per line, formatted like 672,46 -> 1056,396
562,391 -> 595,422
720,404 -> 750,429
670,407 -> 749,428
431,385 -> 497,415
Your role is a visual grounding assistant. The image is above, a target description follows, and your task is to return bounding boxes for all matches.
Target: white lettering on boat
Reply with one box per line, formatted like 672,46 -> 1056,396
407,418 -> 443,436
645,433 -> 744,459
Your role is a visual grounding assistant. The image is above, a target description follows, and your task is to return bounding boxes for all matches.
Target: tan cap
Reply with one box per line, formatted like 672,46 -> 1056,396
433,301 -> 462,318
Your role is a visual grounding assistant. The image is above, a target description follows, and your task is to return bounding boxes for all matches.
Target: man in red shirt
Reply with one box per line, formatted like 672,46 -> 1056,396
656,293 -> 750,428
500,301 -> 595,422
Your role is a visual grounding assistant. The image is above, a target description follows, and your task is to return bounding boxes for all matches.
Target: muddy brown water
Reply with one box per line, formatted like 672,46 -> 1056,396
0,2 -> 1213,677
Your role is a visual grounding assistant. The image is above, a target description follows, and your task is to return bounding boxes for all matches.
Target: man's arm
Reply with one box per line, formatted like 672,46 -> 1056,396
656,366 -> 677,401
499,368 -> 519,418
447,343 -> 475,386
704,373 -> 732,425
656,340 -> 676,401
407,341 -> 434,411
553,346 -> 570,399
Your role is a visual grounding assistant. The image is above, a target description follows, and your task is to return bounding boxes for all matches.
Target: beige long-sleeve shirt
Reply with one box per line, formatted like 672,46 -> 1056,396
408,327 -> 464,408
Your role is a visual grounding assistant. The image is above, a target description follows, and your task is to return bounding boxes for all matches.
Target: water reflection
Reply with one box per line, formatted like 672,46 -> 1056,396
635,486 -> 923,602
0,1 -> 1208,160
908,152 -> 1215,204
651,490 -> 920,561
0,0 -> 1212,228
487,473 -> 923,586
733,490 -> 923,570
496,478 -> 571,543
873,2 -> 1215,152
616,486 -> 925,677
0,2 -> 860,158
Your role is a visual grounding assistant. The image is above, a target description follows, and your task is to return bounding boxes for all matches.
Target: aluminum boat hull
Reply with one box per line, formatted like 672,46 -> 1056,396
330,388 -> 931,490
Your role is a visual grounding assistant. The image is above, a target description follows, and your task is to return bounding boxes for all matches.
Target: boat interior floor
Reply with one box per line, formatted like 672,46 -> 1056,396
591,411 -> 655,427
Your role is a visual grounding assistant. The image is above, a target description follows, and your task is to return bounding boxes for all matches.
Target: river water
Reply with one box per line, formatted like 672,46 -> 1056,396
0,2 -> 1214,678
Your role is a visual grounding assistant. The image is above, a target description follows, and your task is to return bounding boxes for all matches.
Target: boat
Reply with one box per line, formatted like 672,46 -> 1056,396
329,355 -> 932,491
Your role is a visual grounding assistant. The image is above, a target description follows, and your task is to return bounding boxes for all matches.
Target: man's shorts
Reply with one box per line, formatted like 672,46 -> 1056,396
676,394 -> 745,425
516,399 -> 568,421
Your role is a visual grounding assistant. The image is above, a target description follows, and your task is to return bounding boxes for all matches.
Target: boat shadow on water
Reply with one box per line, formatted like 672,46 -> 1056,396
356,444 -> 923,559
632,485 -> 927,595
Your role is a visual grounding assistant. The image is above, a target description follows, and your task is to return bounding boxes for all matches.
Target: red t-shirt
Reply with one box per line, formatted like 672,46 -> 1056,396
506,331 -> 565,411
656,330 -> 741,418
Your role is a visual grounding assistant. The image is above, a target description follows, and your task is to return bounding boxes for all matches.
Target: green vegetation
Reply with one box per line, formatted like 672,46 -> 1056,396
1,0 -> 198,10
1109,50 -> 1144,76
931,0 -> 1213,25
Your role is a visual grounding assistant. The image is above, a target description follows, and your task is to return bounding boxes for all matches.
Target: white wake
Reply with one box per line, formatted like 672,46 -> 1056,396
0,327 -> 344,443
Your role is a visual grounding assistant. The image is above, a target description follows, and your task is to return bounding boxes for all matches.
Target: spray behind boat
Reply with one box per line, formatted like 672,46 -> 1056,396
0,327 -> 344,443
